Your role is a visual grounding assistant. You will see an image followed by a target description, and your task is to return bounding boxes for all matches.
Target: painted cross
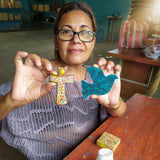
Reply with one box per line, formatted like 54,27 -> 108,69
49,66 -> 74,105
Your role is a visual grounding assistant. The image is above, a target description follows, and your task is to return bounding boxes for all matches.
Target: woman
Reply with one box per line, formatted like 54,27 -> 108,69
0,2 -> 126,160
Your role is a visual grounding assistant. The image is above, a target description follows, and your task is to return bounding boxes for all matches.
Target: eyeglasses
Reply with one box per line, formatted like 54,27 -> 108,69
56,29 -> 95,42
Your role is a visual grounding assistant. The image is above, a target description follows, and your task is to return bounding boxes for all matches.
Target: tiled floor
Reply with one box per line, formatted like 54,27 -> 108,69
0,29 -> 159,160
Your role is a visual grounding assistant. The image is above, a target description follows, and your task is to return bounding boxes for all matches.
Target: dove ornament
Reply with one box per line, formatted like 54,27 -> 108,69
81,67 -> 118,99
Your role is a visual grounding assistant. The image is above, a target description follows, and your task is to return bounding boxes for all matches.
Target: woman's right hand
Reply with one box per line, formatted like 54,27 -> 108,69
10,51 -> 56,108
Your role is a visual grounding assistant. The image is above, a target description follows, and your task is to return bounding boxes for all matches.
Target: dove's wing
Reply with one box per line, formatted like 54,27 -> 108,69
101,74 -> 119,93
87,67 -> 106,83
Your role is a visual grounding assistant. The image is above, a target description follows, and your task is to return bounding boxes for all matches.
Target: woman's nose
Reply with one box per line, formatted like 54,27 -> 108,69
72,33 -> 81,43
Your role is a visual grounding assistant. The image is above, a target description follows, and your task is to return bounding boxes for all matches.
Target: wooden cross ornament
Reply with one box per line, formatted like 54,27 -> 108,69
49,67 -> 74,105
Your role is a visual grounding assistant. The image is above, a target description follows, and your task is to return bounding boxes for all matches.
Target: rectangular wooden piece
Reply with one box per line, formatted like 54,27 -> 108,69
121,80 -> 147,99
121,60 -> 152,84
96,132 -> 121,152
106,48 -> 160,66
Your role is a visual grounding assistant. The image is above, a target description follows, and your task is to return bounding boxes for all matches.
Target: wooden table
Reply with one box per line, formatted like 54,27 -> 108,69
106,48 -> 160,100
64,93 -> 160,160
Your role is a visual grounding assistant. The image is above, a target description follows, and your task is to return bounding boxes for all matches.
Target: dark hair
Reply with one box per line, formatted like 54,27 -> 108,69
53,1 -> 97,34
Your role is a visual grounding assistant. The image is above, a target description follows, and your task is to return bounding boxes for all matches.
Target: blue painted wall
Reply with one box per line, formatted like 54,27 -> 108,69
0,0 -> 30,29
65,0 -> 132,39
0,8 -> 23,29
1,0 -> 132,35
0,0 -> 64,29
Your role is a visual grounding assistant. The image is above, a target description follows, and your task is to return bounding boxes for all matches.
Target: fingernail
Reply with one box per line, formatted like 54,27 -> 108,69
47,64 -> 52,70
37,61 -> 41,66
99,60 -> 103,66
52,71 -> 57,75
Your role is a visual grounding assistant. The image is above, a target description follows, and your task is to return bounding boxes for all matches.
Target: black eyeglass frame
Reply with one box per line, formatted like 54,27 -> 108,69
56,29 -> 96,42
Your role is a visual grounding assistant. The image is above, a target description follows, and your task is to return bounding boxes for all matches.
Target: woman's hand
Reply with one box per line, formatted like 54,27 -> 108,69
10,51 -> 55,108
91,57 -> 121,108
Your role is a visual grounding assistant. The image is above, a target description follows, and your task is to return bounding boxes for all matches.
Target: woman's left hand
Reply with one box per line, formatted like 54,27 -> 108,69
91,57 -> 121,108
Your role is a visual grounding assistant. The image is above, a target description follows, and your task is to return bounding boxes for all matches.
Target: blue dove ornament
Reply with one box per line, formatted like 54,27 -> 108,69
81,67 -> 118,99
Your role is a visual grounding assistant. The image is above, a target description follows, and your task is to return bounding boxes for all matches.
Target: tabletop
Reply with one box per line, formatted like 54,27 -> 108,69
64,93 -> 160,160
106,48 -> 160,66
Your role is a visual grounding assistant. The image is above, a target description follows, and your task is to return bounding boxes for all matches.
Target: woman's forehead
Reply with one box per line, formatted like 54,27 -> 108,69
58,10 -> 93,30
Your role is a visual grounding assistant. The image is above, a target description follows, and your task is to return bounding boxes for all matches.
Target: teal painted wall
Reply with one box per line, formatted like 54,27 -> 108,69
65,0 -> 132,39
0,0 -> 32,29
1,0 -> 132,35
0,0 -> 24,29
0,0 -> 64,29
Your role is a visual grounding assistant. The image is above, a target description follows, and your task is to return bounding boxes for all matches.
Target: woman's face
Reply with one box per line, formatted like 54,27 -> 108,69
54,10 -> 96,65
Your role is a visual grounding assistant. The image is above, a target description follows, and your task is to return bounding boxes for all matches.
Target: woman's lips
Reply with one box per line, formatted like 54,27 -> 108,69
68,49 -> 83,54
